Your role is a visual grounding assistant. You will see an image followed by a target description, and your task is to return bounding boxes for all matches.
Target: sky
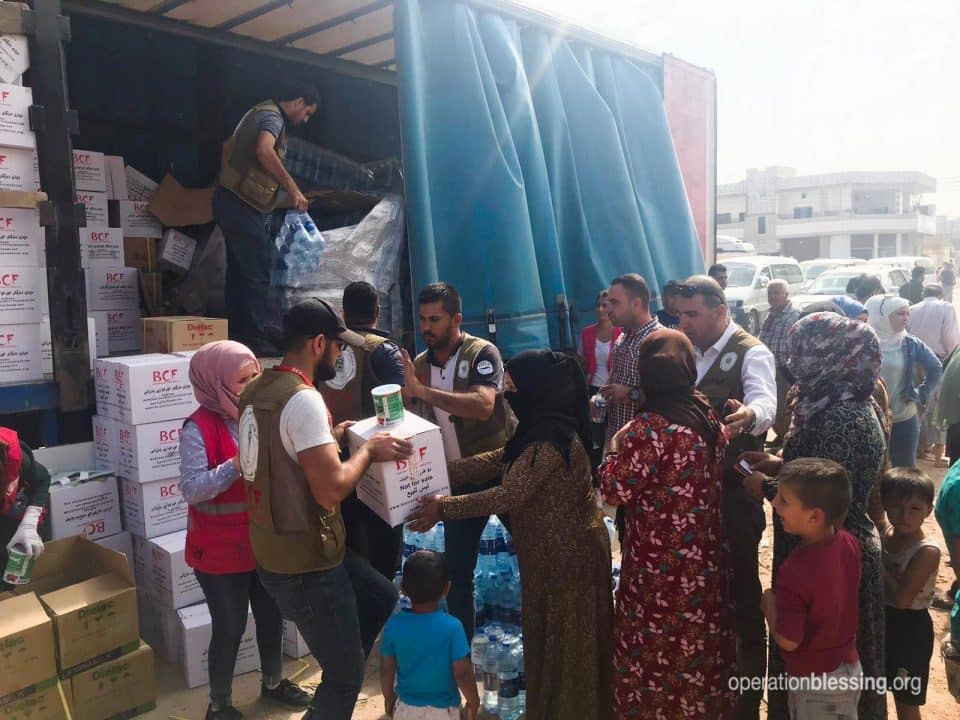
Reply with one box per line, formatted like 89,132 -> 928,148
522,0 -> 960,216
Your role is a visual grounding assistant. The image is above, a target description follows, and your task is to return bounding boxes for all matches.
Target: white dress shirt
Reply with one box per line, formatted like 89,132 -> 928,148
908,298 -> 960,360
694,321 -> 777,436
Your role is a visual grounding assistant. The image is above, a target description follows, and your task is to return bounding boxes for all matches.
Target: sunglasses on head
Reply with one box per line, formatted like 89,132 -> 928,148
675,282 -> 725,301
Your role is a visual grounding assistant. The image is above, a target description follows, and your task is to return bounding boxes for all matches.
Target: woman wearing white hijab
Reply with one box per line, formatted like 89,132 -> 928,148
867,295 -> 943,467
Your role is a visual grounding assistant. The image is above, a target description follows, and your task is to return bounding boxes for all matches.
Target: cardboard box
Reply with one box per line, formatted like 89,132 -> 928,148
141,316 -> 228,354
124,167 -> 156,202
0,265 -> 42,322
131,582 -> 182,664
104,156 -> 127,201
0,147 -> 39,192
347,412 -> 451,527
0,679 -> 69,720
84,265 -> 138,312
133,589 -> 161,654
16,536 -> 139,678
159,229 -> 196,273
179,602 -> 260,689
72,151 -> 106,194
111,416 -> 183,483
0,35 -> 29,86
0,207 -> 42,266
0,322 -> 42,382
0,593 -> 57,697
48,471 -> 121,541
33,443 -> 94,475
64,641 -> 156,720
147,174 -> 213,228
283,620 -> 311,659
144,531 -> 202,610
121,236 -> 157,271
79,227 -> 122,267
74,191 -> 108,229
41,316 -> 97,376
94,531 -> 134,579
0,83 -> 34,149
94,353 -> 197,424
92,415 -> 116,473
90,308 -> 141,354
119,475 -> 186,540
109,200 -> 161,238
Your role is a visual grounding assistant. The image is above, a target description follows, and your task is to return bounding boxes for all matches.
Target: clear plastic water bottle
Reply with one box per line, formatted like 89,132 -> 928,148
392,571 -> 410,615
435,521 -> 445,553
591,391 -> 607,423
494,521 -> 511,572
612,560 -> 621,594
478,520 -> 498,575
402,523 -> 418,566
483,633 -> 501,711
512,640 -> 526,713
471,633 -> 489,682
498,638 -> 521,720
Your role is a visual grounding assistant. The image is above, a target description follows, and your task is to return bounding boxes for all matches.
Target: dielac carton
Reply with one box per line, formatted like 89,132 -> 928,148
13,536 -> 139,679
0,680 -> 69,720
63,641 -> 155,720
121,236 -> 157,271
141,316 -> 228,353
0,593 -> 57,697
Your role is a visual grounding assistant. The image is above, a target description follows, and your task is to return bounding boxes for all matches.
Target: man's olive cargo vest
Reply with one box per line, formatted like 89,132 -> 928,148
239,369 -> 345,574
412,333 -> 512,457
219,100 -> 287,213
319,332 -> 390,425
697,327 -> 764,485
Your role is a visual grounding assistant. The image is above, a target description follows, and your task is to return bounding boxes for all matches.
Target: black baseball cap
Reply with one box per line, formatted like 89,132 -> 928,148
279,298 -> 365,349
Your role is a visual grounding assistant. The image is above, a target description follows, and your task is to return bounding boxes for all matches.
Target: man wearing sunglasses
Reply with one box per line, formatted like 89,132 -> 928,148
675,275 -> 777,720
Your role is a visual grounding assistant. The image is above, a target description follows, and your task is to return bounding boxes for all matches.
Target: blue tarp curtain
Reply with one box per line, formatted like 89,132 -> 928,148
396,0 -> 705,356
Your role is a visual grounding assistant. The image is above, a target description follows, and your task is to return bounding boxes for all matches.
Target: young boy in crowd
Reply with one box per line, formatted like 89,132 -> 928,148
760,458 -> 863,717
380,550 -> 480,720
881,468 -> 941,720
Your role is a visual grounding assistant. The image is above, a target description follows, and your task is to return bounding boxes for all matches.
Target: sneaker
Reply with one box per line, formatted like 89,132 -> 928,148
204,706 -> 243,720
261,679 -> 312,709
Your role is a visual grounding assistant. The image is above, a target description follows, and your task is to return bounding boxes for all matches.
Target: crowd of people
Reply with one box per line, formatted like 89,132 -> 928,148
175,265 -> 960,720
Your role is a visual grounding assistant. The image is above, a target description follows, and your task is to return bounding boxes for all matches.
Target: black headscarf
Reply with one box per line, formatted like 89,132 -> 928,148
502,350 -> 595,468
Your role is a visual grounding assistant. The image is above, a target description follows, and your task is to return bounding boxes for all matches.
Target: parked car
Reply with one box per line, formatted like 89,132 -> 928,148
799,258 -> 863,286
790,264 -> 911,313
717,235 -> 755,254
722,255 -> 805,335
881,256 -> 936,284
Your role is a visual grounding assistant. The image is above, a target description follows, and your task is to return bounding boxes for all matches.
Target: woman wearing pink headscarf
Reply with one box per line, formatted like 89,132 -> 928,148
180,341 -> 311,720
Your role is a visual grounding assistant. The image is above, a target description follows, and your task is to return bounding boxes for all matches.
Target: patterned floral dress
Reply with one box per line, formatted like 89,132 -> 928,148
599,411 -> 738,719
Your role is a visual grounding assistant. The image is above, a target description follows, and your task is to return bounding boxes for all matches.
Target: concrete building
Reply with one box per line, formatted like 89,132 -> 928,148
717,167 -> 938,261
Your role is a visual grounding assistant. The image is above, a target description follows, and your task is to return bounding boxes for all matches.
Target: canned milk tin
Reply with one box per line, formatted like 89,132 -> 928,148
3,544 -> 33,585
371,384 -> 404,427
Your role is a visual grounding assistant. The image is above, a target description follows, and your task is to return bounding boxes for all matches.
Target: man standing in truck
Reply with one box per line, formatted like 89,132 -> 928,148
213,85 -> 318,355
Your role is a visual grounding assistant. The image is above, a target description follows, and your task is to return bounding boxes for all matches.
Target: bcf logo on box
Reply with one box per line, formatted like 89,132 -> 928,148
0,332 -> 16,347
395,446 -> 429,471
82,519 -> 107,537
153,368 -> 179,383
0,273 -> 21,286
160,481 -> 180,498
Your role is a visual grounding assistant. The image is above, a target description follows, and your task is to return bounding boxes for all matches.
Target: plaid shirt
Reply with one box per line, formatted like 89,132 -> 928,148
605,318 -> 661,443
759,302 -> 799,368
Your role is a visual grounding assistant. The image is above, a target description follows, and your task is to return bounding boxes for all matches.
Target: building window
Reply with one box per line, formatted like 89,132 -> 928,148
758,216 -> 766,235
877,234 -> 897,257
851,234 -> 874,260
739,212 -> 746,222
717,213 -> 732,225
801,192 -> 807,199
793,206 -> 813,219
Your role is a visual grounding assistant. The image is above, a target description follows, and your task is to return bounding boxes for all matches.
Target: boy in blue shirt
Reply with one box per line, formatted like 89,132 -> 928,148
380,550 -> 480,720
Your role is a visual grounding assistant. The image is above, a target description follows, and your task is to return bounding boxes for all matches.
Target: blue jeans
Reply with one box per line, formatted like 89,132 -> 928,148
890,415 -> 921,469
256,549 -> 397,719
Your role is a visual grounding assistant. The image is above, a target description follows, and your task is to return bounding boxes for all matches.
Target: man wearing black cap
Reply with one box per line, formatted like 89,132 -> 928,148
238,299 -> 413,720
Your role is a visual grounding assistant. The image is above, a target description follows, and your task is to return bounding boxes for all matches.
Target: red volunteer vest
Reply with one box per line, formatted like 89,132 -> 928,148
184,407 -> 255,574
0,427 -> 22,516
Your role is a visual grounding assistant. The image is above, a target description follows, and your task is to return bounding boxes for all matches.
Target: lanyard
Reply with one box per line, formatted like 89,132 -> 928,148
274,364 -> 313,386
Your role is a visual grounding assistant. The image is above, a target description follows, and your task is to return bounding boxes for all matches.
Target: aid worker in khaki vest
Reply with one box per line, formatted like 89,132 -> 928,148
400,282 -> 513,640
213,85 -> 317,355
238,299 -> 412,720
675,275 -> 777,720
319,281 -> 405,581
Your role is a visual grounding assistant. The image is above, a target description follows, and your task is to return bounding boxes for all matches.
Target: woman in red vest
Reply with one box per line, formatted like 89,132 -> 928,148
579,290 -> 622,452
180,341 -> 311,720
0,427 -> 50,582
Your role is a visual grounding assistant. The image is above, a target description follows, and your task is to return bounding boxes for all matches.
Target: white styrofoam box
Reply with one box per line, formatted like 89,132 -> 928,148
114,200 -> 161,238
0,35 -> 28,85
283,621 -> 311,659
113,417 -> 184,483
0,83 -> 34,149
41,316 -> 97,375
346,412 -> 451,527
0,207 -> 42,266
0,322 -> 42,382
85,265 -> 139,312
125,167 -> 157,202
144,530 -> 203,610
96,530 -> 135,580
0,147 -> 38,191
90,308 -> 141,355
94,353 -> 197,425
72,150 -> 107,193
75,190 -> 108,228
0,265 -> 42,323
105,156 -> 127,201
92,414 -> 117,473
48,470 -> 121,540
79,227 -> 123,267
119,475 -> 186,540
159,230 -> 196,273
180,602 -> 260,689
